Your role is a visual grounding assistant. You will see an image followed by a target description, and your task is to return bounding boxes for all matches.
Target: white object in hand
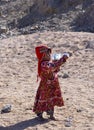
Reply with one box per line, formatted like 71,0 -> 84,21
51,53 -> 62,60
51,52 -> 69,60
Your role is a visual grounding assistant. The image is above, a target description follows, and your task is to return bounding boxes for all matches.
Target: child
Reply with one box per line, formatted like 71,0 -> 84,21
33,44 -> 69,120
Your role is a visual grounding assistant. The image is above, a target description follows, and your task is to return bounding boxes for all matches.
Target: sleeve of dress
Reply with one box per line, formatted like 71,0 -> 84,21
41,61 -> 55,72
41,56 -> 66,72
53,56 -> 67,68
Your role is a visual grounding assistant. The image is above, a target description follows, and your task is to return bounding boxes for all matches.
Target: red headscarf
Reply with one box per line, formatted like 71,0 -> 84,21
35,44 -> 51,78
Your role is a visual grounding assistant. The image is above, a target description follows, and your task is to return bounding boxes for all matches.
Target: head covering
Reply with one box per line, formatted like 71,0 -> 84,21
35,44 -> 51,77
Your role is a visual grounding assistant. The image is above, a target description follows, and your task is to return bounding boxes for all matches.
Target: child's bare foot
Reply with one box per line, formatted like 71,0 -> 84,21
49,116 -> 58,121
37,113 -> 47,121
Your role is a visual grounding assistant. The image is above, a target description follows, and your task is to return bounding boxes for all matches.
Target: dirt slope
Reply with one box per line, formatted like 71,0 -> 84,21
0,31 -> 94,130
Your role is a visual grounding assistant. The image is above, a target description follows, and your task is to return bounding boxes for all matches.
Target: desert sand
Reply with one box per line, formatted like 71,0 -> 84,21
0,31 -> 94,130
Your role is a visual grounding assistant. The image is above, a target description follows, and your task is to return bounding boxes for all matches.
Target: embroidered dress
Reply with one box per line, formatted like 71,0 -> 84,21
33,57 -> 66,114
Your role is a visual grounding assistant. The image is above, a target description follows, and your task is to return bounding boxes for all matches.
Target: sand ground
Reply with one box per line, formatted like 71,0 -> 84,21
0,31 -> 94,130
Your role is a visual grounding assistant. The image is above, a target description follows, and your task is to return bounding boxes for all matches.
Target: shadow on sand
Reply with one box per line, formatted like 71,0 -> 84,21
0,117 -> 49,130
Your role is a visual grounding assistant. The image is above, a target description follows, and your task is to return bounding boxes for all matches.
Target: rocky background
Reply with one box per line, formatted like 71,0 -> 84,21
0,0 -> 94,130
0,0 -> 94,38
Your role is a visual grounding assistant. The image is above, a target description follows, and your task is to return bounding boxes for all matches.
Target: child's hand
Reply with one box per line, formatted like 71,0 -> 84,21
63,55 -> 69,60
63,52 -> 69,60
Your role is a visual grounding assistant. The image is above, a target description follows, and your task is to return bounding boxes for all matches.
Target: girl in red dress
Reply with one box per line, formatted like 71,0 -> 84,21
33,44 -> 69,120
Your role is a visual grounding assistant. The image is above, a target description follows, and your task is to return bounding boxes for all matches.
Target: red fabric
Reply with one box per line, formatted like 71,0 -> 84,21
33,60 -> 64,113
33,46 -> 67,114
35,44 -> 51,77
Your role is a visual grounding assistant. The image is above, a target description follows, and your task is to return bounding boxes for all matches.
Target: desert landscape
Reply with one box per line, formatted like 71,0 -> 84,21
0,31 -> 94,130
0,0 -> 94,130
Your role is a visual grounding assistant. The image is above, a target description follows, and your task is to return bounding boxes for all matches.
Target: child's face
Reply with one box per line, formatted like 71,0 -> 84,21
44,49 -> 51,61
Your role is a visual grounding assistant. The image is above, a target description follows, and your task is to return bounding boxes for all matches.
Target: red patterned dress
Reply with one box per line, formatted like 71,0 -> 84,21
33,57 -> 66,114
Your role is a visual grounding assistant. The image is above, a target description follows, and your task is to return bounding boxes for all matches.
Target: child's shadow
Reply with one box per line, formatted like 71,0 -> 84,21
0,117 -> 49,130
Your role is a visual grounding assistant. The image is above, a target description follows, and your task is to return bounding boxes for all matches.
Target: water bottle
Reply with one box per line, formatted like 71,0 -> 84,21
51,52 -> 69,61
51,53 -> 62,60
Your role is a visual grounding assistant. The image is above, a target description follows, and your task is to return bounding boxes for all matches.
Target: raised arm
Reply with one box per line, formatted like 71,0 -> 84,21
53,55 -> 68,67
41,55 -> 68,74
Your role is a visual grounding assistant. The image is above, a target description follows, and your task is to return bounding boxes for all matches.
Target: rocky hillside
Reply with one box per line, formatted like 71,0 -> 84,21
74,4 -> 94,32
0,0 -> 94,39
